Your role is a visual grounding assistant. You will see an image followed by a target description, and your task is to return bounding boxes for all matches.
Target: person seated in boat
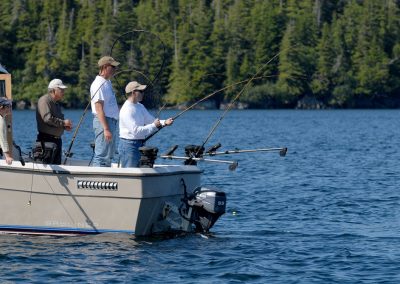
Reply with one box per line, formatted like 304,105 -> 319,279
118,81 -> 173,168
0,97 -> 13,165
36,79 -> 73,165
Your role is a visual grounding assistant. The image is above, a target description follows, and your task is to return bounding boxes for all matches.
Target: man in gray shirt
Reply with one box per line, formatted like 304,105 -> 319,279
36,79 -> 72,164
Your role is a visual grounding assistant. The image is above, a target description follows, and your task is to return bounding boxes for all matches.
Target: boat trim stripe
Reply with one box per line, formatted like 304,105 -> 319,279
0,187 -> 181,199
0,224 -> 134,235
0,165 -> 202,177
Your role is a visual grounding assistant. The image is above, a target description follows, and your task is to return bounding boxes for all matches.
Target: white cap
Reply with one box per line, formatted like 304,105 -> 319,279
125,81 -> 147,94
48,79 -> 67,89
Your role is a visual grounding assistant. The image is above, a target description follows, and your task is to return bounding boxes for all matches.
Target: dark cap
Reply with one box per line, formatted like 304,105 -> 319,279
0,97 -> 12,107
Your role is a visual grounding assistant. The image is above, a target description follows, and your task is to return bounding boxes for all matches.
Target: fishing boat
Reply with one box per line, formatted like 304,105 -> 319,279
0,65 -> 227,236
0,55 -> 286,236
0,156 -> 227,235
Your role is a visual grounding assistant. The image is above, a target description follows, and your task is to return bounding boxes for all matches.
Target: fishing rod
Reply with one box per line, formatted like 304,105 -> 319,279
160,154 -> 238,171
194,49 -> 289,158
203,147 -> 288,157
159,145 -> 286,170
143,75 -> 274,143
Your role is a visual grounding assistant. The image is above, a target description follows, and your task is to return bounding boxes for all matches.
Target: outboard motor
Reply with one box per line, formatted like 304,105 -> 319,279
183,186 -> 226,233
139,146 -> 158,168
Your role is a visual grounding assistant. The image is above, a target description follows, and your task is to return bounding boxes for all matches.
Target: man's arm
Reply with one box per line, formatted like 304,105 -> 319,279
38,99 -> 64,128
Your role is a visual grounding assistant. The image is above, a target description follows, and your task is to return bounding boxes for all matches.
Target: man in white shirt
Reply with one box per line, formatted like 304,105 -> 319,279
90,56 -> 120,167
119,81 -> 173,168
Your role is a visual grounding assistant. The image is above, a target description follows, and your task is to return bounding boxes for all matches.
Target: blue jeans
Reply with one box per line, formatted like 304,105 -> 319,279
118,138 -> 143,168
92,116 -> 117,167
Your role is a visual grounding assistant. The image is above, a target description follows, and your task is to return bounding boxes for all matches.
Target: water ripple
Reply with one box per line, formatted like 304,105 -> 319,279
1,110 -> 400,283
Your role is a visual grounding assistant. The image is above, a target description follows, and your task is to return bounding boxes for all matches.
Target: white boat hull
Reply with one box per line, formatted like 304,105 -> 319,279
0,160 -> 202,235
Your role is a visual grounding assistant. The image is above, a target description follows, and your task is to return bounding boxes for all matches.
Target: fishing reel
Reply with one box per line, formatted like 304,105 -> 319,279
184,145 -> 204,165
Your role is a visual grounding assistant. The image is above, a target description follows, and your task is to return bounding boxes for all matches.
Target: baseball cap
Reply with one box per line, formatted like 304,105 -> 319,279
125,81 -> 147,93
0,97 -> 12,107
48,79 -> 67,89
98,56 -> 120,67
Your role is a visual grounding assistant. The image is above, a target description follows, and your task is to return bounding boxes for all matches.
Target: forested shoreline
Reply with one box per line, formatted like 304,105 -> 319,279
0,0 -> 399,109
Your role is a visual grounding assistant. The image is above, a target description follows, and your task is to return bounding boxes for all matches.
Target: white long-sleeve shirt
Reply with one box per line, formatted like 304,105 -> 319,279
0,115 -> 10,153
119,101 -> 164,140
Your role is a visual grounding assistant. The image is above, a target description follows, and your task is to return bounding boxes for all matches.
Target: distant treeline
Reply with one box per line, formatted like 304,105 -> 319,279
0,0 -> 399,109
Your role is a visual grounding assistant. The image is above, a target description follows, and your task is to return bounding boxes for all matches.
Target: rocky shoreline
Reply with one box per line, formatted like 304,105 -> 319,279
12,95 -> 400,110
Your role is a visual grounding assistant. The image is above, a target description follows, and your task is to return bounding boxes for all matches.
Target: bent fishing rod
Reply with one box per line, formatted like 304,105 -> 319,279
110,29 -> 167,84
110,29 -> 167,106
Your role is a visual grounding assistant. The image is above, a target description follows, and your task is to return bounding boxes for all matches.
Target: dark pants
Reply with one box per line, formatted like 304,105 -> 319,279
37,132 -> 62,165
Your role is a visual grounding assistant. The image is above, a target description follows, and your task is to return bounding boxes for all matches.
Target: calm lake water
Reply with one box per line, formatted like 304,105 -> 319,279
1,109 -> 400,283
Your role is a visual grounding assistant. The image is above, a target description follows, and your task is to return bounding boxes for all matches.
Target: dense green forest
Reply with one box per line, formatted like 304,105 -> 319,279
0,0 -> 399,109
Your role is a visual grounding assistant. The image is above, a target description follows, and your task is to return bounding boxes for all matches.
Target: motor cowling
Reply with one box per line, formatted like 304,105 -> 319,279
186,187 -> 226,233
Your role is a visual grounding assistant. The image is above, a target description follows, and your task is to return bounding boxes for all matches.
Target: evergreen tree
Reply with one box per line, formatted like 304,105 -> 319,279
166,0 -> 214,105
311,23 -> 335,101
0,0 -> 399,108
277,0 -> 318,103
225,0 -> 253,92
352,0 -> 390,99
330,2 -> 362,106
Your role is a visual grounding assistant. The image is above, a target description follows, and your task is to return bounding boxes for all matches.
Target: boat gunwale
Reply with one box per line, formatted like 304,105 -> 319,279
0,162 -> 203,177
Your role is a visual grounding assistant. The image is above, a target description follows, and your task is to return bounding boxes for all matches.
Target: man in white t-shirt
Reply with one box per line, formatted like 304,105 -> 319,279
118,81 -> 173,168
90,56 -> 120,167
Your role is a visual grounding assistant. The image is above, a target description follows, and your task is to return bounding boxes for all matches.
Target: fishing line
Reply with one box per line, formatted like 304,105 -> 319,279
110,29 -> 167,108
143,75 -> 278,143
110,29 -> 167,83
195,46 -> 295,156
28,160 -> 36,205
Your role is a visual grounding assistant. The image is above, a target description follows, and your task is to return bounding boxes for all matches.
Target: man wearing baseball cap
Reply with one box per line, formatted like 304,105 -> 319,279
90,55 -> 120,167
118,81 -> 173,168
0,97 -> 13,165
36,78 -> 73,164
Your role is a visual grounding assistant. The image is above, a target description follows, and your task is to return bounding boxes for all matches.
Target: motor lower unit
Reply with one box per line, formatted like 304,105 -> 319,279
182,187 -> 226,233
